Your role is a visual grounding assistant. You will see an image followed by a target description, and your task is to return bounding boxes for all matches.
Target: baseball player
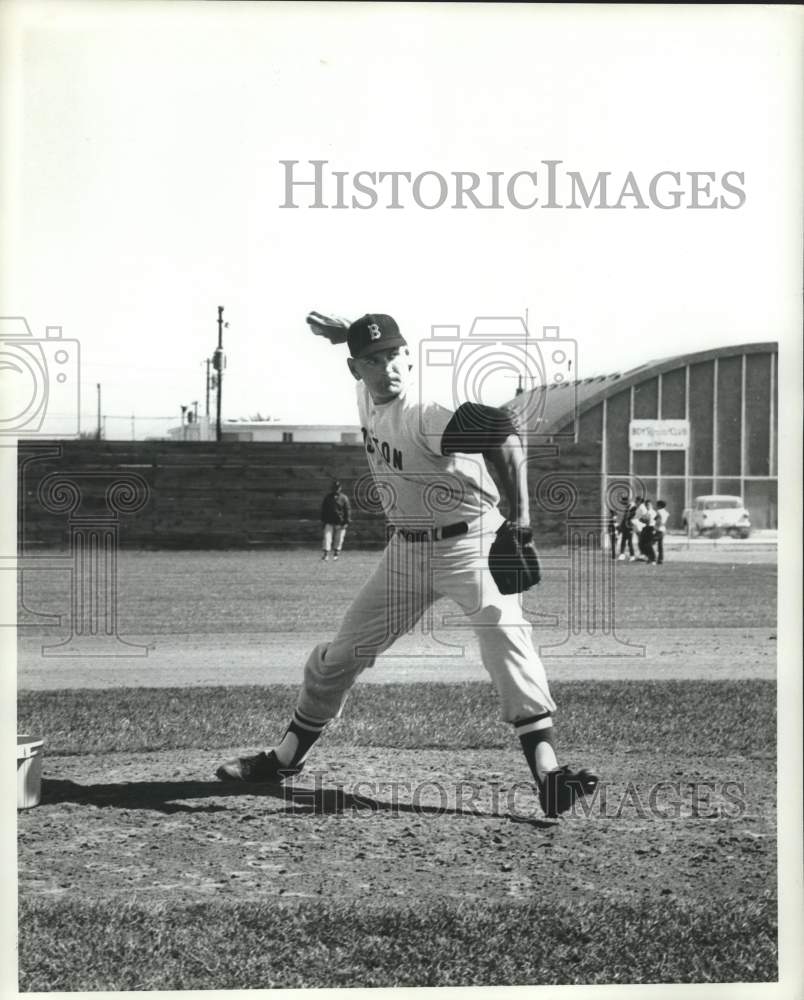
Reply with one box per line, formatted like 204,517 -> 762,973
217,313 -> 598,817
321,479 -> 350,561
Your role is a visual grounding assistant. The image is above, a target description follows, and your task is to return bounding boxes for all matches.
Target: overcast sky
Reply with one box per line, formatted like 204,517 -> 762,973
2,1 -> 801,436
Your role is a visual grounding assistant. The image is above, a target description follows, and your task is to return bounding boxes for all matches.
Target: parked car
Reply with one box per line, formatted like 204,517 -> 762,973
681,495 -> 751,538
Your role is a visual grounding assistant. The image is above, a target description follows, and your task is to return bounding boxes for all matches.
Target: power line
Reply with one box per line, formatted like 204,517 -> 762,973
53,409 -> 183,418
78,364 -> 196,375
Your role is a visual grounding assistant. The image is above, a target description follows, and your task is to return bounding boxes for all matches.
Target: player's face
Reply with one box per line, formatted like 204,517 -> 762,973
349,347 -> 412,403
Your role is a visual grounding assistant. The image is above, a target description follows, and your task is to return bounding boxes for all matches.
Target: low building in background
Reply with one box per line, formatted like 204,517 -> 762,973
167,418 -> 361,445
507,342 -> 778,530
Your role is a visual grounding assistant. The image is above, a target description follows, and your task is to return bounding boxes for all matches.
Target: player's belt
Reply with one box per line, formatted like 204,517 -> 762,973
394,522 -> 469,542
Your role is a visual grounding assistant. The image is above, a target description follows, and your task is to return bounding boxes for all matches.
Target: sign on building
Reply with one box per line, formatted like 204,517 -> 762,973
629,419 -> 690,451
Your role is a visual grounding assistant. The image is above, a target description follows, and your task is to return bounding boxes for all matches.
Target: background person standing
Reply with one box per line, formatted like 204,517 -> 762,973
608,510 -> 619,559
631,496 -> 647,561
639,499 -> 657,564
655,500 -> 669,564
617,499 -> 636,561
321,480 -> 351,561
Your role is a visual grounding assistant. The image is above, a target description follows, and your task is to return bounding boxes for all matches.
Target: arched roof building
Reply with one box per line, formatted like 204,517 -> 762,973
508,342 -> 778,529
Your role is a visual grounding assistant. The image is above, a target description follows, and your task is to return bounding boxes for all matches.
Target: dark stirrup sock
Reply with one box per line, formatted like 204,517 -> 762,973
515,711 -> 558,782
274,708 -> 329,768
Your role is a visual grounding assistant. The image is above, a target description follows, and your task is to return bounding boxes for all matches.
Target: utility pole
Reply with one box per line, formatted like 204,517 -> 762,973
205,358 -> 211,417
96,383 -> 102,440
214,306 -> 225,443
192,400 -> 199,424
521,309 -> 530,455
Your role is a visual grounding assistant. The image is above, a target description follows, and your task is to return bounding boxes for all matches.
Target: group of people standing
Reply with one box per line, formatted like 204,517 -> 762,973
330,481 -> 671,566
611,497 -> 669,565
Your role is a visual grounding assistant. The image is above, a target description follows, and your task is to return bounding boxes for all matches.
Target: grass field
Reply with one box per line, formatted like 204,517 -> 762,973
17,550 -> 778,990
18,549 -> 777,688
21,894 -> 777,990
18,679 -> 773,757
19,548 -> 776,637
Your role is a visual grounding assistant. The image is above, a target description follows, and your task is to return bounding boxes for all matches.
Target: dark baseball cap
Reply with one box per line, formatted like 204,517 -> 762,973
347,314 -> 407,359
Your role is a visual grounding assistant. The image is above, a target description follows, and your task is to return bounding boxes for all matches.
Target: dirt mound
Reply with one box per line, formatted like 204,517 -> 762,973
19,746 -> 775,908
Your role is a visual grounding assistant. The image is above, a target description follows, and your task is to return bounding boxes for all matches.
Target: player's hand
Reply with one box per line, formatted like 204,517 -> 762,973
306,310 -> 351,344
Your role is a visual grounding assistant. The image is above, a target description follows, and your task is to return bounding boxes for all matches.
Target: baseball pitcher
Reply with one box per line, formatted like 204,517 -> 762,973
217,312 -> 598,817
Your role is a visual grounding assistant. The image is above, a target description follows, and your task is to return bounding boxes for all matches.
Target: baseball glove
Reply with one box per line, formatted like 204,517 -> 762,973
488,521 -> 542,595
306,310 -> 352,345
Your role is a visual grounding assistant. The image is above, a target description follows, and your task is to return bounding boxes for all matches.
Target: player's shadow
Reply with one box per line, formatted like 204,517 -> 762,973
38,778 -> 554,827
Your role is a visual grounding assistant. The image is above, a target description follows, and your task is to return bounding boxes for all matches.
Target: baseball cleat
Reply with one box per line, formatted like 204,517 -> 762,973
537,765 -> 599,818
215,749 -> 303,784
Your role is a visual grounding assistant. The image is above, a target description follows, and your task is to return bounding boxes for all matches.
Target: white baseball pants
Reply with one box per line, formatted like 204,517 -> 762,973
298,510 -> 556,725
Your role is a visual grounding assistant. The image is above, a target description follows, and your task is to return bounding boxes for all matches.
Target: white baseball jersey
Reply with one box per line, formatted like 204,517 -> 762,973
356,379 -> 501,528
